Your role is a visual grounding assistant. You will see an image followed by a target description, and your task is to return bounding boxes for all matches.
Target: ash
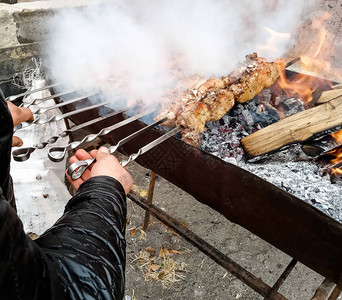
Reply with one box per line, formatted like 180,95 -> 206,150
200,89 -> 342,223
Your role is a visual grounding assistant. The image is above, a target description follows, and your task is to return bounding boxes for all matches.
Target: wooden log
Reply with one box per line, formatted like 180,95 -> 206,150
332,83 -> 342,90
240,95 -> 342,158
316,89 -> 342,104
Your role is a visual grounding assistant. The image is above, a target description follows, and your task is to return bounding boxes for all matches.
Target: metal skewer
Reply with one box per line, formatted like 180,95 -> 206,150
285,57 -> 300,69
48,108 -> 157,162
12,105 -> 134,162
26,89 -> 80,108
31,92 -> 97,114
120,126 -> 181,166
67,117 -> 168,179
6,82 -> 62,102
15,93 -> 97,131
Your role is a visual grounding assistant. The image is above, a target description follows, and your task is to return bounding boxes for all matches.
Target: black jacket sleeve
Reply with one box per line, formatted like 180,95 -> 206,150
0,96 -> 16,209
36,176 -> 127,300
0,187 -> 53,300
1,96 -> 52,299
0,176 -> 127,300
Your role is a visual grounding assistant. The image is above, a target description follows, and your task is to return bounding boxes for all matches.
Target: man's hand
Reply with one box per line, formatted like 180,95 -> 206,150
7,101 -> 34,147
67,147 -> 133,194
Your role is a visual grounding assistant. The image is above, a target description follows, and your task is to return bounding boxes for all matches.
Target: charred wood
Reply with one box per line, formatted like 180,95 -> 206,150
301,135 -> 340,157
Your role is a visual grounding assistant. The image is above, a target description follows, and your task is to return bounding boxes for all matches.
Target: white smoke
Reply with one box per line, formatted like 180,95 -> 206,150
47,0 -> 314,107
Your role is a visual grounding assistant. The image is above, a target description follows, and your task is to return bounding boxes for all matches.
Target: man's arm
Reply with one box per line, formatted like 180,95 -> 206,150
7,101 -> 34,147
35,148 -> 132,299
0,149 -> 132,299
0,92 -> 34,207
36,176 -> 128,299
0,188 -> 53,299
0,97 -> 15,207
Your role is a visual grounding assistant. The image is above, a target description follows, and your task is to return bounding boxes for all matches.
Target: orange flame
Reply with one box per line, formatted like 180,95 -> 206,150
331,130 -> 342,144
332,168 -> 342,175
328,147 -> 342,175
276,71 -> 318,103
330,148 -> 342,164
329,124 -> 342,175
275,12 -> 339,103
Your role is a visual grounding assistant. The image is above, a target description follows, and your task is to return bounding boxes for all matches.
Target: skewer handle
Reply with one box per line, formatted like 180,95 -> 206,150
12,147 -> 36,162
67,158 -> 96,179
66,117 -> 168,179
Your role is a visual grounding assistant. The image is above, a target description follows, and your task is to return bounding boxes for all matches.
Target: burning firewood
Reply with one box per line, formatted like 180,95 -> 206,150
155,53 -> 285,146
241,94 -> 342,158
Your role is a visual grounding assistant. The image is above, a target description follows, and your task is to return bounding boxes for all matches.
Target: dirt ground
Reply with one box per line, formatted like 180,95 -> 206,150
119,153 -> 328,300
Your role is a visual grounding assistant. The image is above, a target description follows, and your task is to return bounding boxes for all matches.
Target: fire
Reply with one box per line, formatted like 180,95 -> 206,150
328,146 -> 342,176
331,130 -> 342,144
274,12 -> 341,104
329,130 -> 342,175
332,168 -> 342,175
331,165 -> 342,176
330,148 -> 342,164
276,71 -> 319,103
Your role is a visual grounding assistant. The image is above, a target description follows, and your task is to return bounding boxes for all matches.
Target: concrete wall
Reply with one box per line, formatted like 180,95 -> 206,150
0,0 -> 100,96
0,5 -> 49,95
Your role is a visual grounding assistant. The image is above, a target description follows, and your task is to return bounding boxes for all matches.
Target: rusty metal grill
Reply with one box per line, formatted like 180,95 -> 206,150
9,83 -> 342,299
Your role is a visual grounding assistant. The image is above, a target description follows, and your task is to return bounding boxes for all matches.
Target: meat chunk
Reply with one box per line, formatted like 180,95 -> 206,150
203,89 -> 235,122
181,127 -> 202,147
155,53 -> 285,146
197,77 -> 227,95
229,54 -> 285,103
175,79 -> 234,136
154,75 -> 206,127
176,89 -> 235,140
177,102 -> 212,133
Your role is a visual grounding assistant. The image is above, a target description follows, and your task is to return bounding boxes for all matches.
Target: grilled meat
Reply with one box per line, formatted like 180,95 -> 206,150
181,127 -> 202,147
203,89 -> 235,122
229,53 -> 285,103
155,53 -> 285,146
176,89 -> 235,146
178,102 -> 212,134
154,75 -> 206,126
